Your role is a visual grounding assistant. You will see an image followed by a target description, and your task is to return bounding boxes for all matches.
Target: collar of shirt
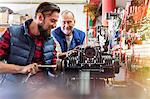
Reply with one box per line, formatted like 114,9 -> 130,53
65,33 -> 73,50
25,19 -> 43,40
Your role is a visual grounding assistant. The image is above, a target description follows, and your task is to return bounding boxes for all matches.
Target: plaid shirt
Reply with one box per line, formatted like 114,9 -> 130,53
0,29 -> 57,65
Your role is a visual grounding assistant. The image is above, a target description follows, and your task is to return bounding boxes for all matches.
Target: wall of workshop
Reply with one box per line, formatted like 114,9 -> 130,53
0,3 -> 86,32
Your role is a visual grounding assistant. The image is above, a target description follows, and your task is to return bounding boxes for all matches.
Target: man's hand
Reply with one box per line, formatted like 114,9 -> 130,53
58,48 -> 79,60
20,63 -> 40,75
67,49 -> 78,57
74,45 -> 81,50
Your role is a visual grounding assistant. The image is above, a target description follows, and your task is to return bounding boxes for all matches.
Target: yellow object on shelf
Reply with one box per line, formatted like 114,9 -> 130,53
0,27 -> 6,37
0,27 -> 6,33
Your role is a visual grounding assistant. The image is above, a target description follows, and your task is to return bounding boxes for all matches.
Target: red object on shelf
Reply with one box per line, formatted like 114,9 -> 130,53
86,11 -> 89,44
133,4 -> 148,22
89,0 -> 101,27
89,0 -> 100,5
102,0 -> 116,26
92,27 -> 96,38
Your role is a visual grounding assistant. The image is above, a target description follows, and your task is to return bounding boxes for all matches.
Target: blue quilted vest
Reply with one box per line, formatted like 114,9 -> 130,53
7,22 -> 55,66
52,27 -> 85,52
0,20 -> 56,87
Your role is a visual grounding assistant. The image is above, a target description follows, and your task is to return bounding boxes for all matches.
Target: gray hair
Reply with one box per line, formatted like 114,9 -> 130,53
61,10 -> 75,19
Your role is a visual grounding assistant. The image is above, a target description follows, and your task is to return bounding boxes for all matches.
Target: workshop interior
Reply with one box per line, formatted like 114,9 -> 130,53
0,0 -> 150,99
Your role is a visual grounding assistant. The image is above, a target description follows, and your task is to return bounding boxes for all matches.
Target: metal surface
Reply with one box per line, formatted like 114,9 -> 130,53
37,65 -> 57,68
22,73 -> 32,83
64,46 -> 120,76
24,67 -> 150,99
0,67 -> 150,99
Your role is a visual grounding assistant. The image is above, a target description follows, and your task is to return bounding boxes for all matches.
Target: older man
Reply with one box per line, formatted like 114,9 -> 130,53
52,10 -> 85,59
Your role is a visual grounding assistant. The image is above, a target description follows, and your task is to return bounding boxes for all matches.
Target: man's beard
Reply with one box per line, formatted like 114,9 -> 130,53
38,24 -> 50,39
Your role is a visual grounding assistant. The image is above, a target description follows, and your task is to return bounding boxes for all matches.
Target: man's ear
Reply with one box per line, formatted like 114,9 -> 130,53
37,13 -> 44,23
73,20 -> 75,27
74,20 -> 76,24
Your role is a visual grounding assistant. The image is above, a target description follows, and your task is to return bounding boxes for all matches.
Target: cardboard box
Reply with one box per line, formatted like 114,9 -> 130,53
0,12 -> 9,24
8,14 -> 21,24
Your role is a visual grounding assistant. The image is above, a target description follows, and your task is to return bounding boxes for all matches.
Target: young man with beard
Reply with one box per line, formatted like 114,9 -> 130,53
52,10 -> 85,59
0,2 -> 60,85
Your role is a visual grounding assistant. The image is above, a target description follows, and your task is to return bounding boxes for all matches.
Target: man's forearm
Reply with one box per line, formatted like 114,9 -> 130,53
0,61 -> 23,74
